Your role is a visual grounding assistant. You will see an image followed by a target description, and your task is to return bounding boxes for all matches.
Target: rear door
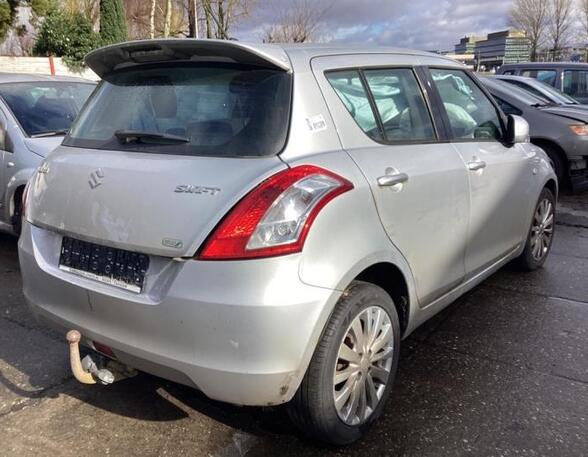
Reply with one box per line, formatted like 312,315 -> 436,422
313,55 -> 470,306
427,67 -> 531,277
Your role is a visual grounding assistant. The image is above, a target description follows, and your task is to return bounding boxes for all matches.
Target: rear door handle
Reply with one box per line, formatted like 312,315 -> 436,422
467,160 -> 486,171
377,172 -> 409,187
6,161 -> 15,168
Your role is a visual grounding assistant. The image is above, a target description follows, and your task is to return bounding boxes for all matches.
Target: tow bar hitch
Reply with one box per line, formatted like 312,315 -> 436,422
66,330 -> 137,385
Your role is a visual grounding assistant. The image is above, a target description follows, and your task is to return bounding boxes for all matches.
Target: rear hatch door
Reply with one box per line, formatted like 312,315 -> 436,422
29,147 -> 286,257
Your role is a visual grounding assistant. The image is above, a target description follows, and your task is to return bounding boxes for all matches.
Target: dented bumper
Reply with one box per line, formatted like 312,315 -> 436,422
19,222 -> 339,406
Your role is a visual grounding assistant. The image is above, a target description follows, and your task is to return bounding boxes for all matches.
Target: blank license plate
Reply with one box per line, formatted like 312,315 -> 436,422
58,237 -> 149,293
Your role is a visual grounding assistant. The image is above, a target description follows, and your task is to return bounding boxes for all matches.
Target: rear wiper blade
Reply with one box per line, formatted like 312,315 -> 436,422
114,130 -> 189,144
31,129 -> 69,138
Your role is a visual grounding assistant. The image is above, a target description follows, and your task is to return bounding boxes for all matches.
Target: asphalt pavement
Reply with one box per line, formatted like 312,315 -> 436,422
0,194 -> 587,457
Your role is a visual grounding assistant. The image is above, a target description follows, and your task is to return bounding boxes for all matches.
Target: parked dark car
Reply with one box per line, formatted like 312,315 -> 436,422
495,75 -> 588,111
482,76 -> 588,191
497,62 -> 588,104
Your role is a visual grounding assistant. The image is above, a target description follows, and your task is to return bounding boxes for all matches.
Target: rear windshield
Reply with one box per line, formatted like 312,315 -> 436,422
0,82 -> 95,137
64,63 -> 292,157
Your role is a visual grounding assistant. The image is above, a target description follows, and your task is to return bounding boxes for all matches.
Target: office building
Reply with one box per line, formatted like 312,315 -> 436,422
455,30 -> 531,70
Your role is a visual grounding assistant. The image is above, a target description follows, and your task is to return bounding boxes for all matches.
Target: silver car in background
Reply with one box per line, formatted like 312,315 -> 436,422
0,74 -> 95,235
19,40 -> 556,445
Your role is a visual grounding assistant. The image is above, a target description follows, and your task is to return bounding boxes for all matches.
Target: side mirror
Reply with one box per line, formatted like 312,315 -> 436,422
505,114 -> 530,145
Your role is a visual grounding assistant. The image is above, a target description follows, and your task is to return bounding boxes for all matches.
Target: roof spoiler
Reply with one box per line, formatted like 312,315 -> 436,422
85,39 -> 291,78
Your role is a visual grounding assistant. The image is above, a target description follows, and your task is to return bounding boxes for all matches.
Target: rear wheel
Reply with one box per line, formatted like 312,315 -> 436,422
288,281 -> 400,445
516,187 -> 555,271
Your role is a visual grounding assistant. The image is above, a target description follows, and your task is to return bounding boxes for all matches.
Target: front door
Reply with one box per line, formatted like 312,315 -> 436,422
314,56 -> 470,306
428,68 -> 531,277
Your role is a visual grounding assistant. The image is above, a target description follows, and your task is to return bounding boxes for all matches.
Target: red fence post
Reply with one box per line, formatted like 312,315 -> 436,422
48,55 -> 55,76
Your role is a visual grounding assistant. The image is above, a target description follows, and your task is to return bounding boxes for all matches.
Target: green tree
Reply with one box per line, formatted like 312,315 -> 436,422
33,8 -> 99,71
0,0 -> 19,40
99,0 -> 126,45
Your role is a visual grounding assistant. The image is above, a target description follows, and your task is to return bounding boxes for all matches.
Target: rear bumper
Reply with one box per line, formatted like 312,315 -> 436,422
18,222 -> 339,406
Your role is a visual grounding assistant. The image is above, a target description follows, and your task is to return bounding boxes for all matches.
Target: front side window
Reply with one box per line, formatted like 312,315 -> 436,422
563,70 -> 588,99
326,70 -> 383,141
0,82 -> 95,137
363,68 -> 435,142
521,69 -> 557,87
65,63 -> 292,157
430,69 -> 502,141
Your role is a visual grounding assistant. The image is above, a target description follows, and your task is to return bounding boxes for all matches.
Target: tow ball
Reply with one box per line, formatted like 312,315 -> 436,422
66,330 -> 137,385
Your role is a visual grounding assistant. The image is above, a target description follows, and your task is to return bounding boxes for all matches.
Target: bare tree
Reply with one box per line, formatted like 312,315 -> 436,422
187,0 -> 198,37
64,0 -> 100,29
508,0 -> 548,61
263,0 -> 329,43
548,0 -> 574,60
164,0 -> 172,37
581,0 -> 588,40
150,0 -> 157,38
200,0 -> 254,39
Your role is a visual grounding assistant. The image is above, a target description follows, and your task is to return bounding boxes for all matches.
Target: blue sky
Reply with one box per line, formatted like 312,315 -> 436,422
233,0 -> 513,51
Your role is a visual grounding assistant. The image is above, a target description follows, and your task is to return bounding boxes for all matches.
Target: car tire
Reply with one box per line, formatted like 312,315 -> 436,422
11,196 -> 22,237
541,145 -> 566,187
288,280 -> 401,446
516,187 -> 556,271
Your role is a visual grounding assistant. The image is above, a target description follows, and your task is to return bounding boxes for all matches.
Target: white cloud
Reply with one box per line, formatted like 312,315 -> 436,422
232,0 -> 513,51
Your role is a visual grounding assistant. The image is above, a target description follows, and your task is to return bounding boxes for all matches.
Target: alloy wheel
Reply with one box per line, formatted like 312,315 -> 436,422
333,306 -> 394,426
530,198 -> 554,261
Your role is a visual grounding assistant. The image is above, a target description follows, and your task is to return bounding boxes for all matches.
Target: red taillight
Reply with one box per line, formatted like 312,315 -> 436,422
197,165 -> 353,260
93,341 -> 116,359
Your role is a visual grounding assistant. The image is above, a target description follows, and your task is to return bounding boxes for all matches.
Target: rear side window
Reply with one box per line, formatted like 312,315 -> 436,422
363,69 -> 435,142
563,70 -> 588,99
65,63 -> 292,157
430,69 -> 502,141
521,69 -> 557,87
325,71 -> 383,141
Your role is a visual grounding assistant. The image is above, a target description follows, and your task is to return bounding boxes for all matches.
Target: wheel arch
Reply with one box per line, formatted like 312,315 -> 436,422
544,178 -> 558,200
531,138 -> 568,176
353,262 -> 410,336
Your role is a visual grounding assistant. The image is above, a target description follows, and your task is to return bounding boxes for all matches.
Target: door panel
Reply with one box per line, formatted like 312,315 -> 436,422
313,56 -> 470,306
429,68 -> 531,276
349,144 -> 470,304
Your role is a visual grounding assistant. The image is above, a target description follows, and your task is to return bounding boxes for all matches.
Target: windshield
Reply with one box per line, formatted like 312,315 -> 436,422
532,79 -> 579,104
65,63 -> 292,157
484,78 -> 550,107
0,82 -> 95,137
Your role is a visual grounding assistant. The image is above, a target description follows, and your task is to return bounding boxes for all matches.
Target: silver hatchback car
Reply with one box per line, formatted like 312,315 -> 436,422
19,40 -> 556,445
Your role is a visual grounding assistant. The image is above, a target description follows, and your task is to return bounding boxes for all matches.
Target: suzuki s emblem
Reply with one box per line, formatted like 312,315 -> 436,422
89,168 -> 104,189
